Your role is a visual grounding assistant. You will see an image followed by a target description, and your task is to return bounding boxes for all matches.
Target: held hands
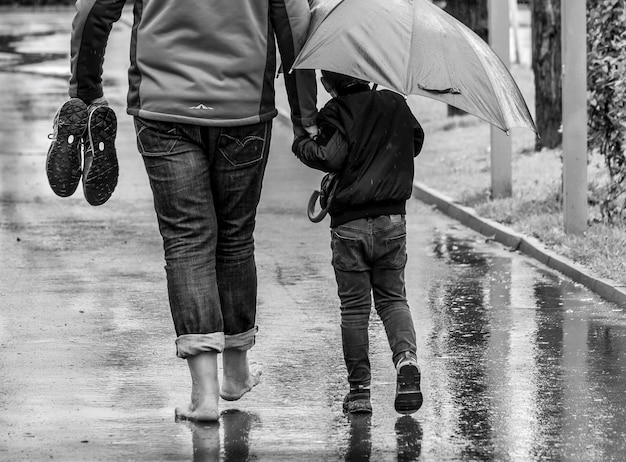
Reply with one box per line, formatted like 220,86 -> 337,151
293,124 -> 319,140
293,124 -> 319,155
304,124 -> 319,139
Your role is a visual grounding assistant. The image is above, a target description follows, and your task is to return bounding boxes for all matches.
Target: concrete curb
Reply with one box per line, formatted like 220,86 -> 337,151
413,181 -> 626,308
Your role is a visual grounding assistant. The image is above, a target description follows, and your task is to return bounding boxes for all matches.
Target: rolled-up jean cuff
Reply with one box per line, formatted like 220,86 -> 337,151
224,326 -> 258,351
176,333 -> 225,359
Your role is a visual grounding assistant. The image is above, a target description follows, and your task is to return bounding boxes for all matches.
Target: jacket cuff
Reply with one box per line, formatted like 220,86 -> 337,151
292,135 -> 310,155
292,112 -> 318,128
68,89 -> 104,104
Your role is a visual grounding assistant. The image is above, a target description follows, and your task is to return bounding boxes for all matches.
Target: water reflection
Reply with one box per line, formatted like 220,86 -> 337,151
0,32 -> 66,67
187,409 -> 259,462
430,234 -> 495,459
190,421 -> 220,462
395,416 -> 422,461
428,232 -> 626,459
342,414 -> 422,461
345,414 -> 371,461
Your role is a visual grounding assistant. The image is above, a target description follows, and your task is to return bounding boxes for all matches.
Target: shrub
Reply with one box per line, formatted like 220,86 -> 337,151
587,0 -> 626,222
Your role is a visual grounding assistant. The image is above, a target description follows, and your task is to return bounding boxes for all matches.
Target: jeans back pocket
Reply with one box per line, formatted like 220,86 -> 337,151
218,122 -> 271,167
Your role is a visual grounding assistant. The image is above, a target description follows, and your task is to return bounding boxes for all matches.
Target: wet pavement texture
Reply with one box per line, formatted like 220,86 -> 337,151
1,7 -> 626,462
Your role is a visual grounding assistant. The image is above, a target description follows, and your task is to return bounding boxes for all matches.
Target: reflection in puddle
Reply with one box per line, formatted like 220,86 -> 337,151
395,416 -> 422,462
345,414 -> 371,462
0,32 -> 66,67
428,232 -> 626,459
187,409 -> 260,462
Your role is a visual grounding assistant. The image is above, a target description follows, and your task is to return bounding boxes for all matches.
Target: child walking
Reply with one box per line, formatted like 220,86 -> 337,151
292,71 -> 425,415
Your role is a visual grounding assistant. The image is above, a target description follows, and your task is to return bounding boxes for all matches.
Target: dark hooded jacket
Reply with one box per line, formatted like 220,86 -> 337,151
293,85 -> 424,227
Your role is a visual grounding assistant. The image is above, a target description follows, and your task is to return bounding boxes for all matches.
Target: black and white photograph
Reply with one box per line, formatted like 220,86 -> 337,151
1,0 -> 625,460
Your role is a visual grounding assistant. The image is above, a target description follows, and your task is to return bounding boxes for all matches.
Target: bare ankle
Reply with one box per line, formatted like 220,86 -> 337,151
222,349 -> 250,380
178,352 -> 220,420
220,351 -> 262,401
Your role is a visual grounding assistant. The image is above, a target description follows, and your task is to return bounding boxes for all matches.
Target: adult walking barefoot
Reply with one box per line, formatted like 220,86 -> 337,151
176,352 -> 220,422
220,350 -> 262,401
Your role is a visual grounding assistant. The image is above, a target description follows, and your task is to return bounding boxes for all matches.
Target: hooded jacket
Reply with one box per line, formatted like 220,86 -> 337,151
69,0 -> 317,128
293,85 -> 424,227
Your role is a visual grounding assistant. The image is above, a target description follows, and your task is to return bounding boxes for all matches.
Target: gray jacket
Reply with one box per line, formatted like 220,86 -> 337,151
69,0 -> 318,128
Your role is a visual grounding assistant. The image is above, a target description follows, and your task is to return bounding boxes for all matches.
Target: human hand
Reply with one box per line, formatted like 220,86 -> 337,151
293,124 -> 319,139
304,124 -> 319,139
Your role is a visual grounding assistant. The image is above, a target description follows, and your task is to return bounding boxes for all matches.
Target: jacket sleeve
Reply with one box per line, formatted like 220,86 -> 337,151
292,123 -> 348,173
270,0 -> 318,128
413,116 -> 425,157
69,0 -> 127,102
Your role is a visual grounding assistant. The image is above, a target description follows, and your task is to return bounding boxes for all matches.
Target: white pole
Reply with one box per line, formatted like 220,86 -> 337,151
562,0 -> 588,234
489,0 -> 512,198
509,0 -> 521,65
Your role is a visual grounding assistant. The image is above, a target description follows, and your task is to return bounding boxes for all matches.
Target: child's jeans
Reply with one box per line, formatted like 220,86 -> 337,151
331,214 -> 417,389
134,117 -> 272,358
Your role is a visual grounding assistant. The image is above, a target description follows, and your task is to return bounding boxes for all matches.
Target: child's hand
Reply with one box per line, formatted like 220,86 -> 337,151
293,124 -> 319,139
304,124 -> 319,139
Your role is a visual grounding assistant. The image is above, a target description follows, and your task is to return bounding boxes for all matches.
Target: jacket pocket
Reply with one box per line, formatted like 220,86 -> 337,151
218,122 -> 271,167
134,118 -> 181,156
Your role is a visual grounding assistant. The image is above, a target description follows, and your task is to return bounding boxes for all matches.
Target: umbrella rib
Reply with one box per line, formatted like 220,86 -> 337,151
308,0 -> 350,42
458,24 -> 536,131
449,19 -> 509,125
406,0 -> 416,93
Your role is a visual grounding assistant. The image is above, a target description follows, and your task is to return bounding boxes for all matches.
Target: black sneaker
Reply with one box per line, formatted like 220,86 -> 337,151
394,354 -> 423,415
46,98 -> 88,197
82,105 -> 119,206
343,388 -> 372,414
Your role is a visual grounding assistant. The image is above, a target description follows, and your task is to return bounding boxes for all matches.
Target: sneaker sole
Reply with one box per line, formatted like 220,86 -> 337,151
46,99 -> 88,197
394,363 -> 423,415
83,106 -> 119,206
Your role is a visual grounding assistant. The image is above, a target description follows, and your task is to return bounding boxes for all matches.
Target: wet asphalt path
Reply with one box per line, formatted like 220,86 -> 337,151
1,7 -> 626,461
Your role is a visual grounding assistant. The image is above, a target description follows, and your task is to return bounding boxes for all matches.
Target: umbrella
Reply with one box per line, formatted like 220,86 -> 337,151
291,0 -> 537,134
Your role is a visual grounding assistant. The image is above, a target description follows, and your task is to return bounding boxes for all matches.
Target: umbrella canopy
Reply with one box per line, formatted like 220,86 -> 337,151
291,0 -> 537,134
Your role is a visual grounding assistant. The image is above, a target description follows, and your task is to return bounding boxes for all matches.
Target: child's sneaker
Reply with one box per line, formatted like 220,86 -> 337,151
343,387 -> 372,414
394,352 -> 423,415
46,98 -> 88,197
82,105 -> 119,206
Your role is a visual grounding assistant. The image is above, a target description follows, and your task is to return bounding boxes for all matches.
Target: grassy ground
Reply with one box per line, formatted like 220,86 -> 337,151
408,63 -> 626,287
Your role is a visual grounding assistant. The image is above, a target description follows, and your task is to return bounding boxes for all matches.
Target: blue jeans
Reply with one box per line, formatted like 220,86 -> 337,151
331,215 -> 417,389
134,117 -> 272,358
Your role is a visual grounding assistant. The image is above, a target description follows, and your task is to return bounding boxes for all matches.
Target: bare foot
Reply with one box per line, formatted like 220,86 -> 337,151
220,350 -> 262,401
176,352 -> 220,421
175,402 -> 219,422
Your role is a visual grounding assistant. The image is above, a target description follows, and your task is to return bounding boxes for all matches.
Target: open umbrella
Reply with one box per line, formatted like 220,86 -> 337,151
291,0 -> 537,134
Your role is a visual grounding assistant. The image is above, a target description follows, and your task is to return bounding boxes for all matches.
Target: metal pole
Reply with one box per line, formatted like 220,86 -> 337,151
489,0 -> 512,199
562,0 -> 588,234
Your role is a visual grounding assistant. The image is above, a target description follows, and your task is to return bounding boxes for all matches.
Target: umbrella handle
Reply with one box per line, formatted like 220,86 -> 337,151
307,190 -> 330,223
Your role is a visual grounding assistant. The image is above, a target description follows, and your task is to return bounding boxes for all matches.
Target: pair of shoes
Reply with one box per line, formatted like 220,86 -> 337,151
46,99 -> 118,206
343,387 -> 372,414
394,352 -> 423,415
